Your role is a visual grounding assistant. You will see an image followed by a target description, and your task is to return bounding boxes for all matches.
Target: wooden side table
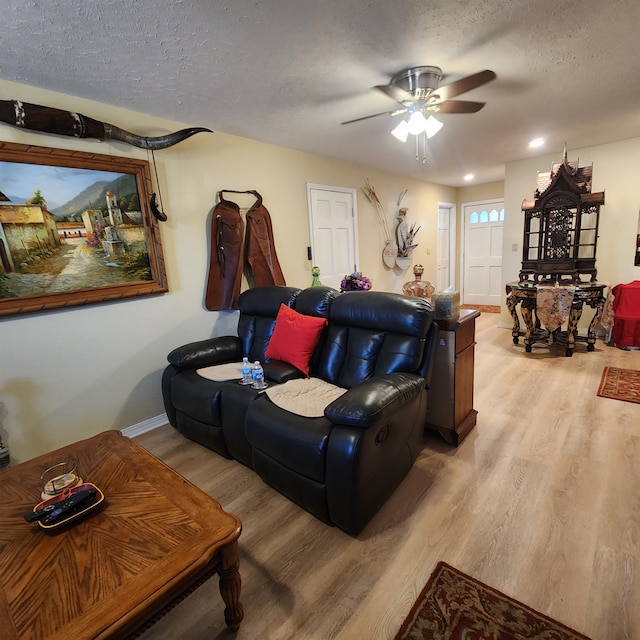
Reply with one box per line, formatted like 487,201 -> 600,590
425,309 -> 480,446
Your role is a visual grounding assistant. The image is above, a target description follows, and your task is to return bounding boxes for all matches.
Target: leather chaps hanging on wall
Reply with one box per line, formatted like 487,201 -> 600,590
205,190 -> 286,310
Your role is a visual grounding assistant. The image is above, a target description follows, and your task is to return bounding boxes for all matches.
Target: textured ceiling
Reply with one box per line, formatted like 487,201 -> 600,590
1,0 -> 640,186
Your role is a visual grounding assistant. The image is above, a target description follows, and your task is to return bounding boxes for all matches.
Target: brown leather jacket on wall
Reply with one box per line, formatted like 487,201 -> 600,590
205,190 -> 286,310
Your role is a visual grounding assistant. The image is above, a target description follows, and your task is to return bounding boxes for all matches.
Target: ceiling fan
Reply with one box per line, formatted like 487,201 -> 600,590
341,66 -> 497,125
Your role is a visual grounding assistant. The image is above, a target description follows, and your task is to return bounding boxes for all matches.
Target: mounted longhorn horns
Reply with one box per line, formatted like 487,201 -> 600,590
0,98 -> 213,223
0,99 -> 212,150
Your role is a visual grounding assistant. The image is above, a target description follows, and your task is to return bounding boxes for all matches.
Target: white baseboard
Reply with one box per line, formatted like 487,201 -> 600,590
121,413 -> 168,439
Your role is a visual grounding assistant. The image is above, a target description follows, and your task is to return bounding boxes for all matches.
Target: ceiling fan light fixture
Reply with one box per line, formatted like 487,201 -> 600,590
391,119 -> 410,142
424,115 -> 443,139
407,110 -> 428,135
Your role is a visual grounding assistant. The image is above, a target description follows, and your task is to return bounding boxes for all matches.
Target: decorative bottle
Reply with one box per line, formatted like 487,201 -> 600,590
240,357 -> 253,385
402,264 -> 435,300
251,360 -> 266,390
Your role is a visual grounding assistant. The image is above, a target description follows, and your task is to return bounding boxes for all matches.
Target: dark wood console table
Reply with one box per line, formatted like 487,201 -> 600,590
425,309 -> 480,446
505,281 -> 607,356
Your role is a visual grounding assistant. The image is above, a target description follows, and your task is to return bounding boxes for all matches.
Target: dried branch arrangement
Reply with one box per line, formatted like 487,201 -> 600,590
362,178 -> 392,244
397,220 -> 421,257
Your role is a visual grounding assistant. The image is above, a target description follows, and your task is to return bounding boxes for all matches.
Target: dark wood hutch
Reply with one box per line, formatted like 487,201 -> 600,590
520,144 -> 604,283
507,146 -> 607,355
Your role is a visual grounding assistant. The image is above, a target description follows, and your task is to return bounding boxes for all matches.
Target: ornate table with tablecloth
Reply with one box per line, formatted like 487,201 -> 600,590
505,281 -> 608,356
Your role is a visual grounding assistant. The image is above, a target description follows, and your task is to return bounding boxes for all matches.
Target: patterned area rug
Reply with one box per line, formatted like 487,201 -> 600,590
394,562 -> 591,640
597,366 -> 640,404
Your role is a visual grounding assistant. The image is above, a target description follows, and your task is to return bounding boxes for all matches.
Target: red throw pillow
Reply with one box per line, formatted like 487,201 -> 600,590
265,304 -> 328,376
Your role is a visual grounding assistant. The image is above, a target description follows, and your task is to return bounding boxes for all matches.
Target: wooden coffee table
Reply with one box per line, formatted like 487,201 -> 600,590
0,430 -> 243,638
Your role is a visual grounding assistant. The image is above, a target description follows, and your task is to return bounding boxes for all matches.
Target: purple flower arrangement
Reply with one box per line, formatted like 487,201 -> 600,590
340,271 -> 372,291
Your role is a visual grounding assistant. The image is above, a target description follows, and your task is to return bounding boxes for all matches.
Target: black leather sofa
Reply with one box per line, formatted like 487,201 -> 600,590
162,285 -> 438,535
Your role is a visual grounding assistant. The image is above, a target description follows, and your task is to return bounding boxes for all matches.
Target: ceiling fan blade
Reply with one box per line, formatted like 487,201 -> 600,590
374,83 -> 413,104
432,70 -> 496,102
341,108 -> 407,125
430,100 -> 486,114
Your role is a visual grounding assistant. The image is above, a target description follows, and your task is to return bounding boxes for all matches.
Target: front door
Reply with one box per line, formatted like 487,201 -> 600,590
307,184 -> 358,290
463,200 -> 504,306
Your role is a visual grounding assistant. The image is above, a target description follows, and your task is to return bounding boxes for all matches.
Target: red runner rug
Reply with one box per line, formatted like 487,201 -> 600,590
597,366 -> 640,404
394,561 -> 591,640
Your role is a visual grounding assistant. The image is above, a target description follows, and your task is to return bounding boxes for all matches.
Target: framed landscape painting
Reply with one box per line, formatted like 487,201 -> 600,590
0,141 -> 167,318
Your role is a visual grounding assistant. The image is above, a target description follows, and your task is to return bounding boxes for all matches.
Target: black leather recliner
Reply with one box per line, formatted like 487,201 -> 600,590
162,285 -> 438,535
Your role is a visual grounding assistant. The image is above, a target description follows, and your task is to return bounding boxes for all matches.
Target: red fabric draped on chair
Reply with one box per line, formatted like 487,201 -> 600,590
612,281 -> 640,348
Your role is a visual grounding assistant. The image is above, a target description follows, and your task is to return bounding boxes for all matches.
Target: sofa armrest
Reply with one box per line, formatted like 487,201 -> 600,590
325,372 -> 427,535
324,372 -> 425,428
264,360 -> 306,384
167,336 -> 242,369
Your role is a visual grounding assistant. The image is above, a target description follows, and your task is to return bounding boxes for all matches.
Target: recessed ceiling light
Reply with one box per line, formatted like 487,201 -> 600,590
529,138 -> 545,148
463,173 -> 475,181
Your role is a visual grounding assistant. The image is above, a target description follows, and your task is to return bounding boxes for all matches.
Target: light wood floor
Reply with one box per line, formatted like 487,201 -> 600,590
135,314 -> 640,640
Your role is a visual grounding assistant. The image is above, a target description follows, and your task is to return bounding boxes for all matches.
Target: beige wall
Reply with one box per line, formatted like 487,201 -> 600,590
457,181 -> 504,207
0,78 -> 455,462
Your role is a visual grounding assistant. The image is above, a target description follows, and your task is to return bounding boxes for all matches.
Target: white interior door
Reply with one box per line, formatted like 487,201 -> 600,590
307,184 -> 358,290
437,203 -> 455,291
463,200 -> 504,306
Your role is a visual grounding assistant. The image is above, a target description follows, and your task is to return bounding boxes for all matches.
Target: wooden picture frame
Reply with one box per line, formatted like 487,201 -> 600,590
0,141 -> 167,318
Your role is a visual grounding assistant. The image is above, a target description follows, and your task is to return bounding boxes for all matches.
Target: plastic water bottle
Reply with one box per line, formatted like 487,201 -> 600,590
251,360 -> 266,390
240,357 -> 253,385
